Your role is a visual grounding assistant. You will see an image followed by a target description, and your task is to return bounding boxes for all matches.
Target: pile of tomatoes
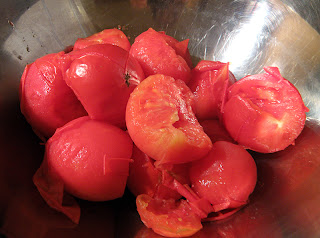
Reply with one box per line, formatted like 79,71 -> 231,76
19,28 -> 308,237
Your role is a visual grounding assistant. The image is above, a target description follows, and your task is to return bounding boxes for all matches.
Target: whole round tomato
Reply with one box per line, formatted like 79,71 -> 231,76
126,74 -> 212,165
19,52 -> 87,140
65,44 -> 145,128
43,116 -> 133,201
189,141 -> 257,212
222,67 -> 308,153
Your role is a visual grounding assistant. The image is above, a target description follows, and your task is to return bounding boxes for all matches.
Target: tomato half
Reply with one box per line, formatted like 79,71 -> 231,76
189,141 -> 257,212
126,74 -> 212,165
136,194 -> 202,237
222,66 -> 308,153
65,44 -> 145,128
129,28 -> 191,83
37,116 -> 133,202
19,52 -> 87,140
188,61 -> 233,120
73,28 -> 131,51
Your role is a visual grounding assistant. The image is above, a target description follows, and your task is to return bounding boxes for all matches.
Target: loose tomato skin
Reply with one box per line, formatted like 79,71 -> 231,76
136,194 -> 202,237
130,28 -> 191,83
222,67 -> 308,153
189,141 -> 257,212
65,44 -> 145,128
19,52 -> 87,140
127,144 -> 190,200
41,116 -> 133,202
126,74 -> 212,165
73,28 -> 131,51
188,61 -> 234,120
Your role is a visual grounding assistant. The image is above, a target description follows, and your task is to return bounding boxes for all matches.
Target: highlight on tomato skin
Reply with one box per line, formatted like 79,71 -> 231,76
127,144 -> 190,200
37,116 -> 133,203
19,51 -> 87,140
189,141 -> 257,212
129,28 -> 192,84
126,74 -> 213,165
222,66 -> 308,153
73,28 -> 131,51
188,61 -> 234,120
136,194 -> 203,237
65,44 -> 145,128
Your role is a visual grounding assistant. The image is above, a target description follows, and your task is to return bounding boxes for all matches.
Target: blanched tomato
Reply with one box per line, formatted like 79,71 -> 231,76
130,28 -> 191,83
65,44 -> 145,128
189,141 -> 257,212
36,116 -> 133,202
19,52 -> 87,140
73,28 -> 131,51
188,61 -> 234,120
222,67 -> 308,153
136,194 -> 202,237
126,74 -> 212,165
127,144 -> 190,200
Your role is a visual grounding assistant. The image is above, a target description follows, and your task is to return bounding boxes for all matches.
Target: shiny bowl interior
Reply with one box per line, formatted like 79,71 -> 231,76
0,0 -> 319,237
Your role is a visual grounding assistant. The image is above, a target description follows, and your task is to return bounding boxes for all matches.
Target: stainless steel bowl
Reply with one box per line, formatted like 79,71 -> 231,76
0,0 -> 319,237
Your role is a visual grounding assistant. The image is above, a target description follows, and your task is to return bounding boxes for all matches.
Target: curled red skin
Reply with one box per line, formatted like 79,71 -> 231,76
126,74 -> 212,165
129,28 -> 191,84
65,44 -> 145,128
222,66 -> 308,153
19,52 -> 87,140
73,28 -> 131,51
189,141 -> 257,212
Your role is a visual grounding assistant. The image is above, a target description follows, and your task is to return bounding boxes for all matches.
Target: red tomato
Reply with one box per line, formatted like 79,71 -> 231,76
188,61 -> 234,120
136,194 -> 202,237
19,52 -> 87,140
129,28 -> 191,83
127,144 -> 190,200
65,44 -> 145,128
126,74 -> 212,165
73,28 -> 131,51
38,116 -> 133,202
199,119 -> 234,143
222,66 -> 308,153
189,141 -> 257,212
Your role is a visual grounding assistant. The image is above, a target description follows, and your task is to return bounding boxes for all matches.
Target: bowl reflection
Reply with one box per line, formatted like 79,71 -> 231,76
0,0 -> 319,237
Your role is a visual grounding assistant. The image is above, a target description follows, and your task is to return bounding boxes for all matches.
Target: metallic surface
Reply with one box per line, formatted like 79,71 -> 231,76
0,0 -> 319,237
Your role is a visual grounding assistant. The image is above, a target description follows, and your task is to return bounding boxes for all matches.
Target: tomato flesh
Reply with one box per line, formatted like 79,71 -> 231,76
126,74 -> 212,165
222,67 -> 308,153
136,194 -> 202,237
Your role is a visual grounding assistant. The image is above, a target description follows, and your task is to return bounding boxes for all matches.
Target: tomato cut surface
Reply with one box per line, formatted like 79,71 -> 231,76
65,44 -> 145,128
130,28 -> 191,83
189,141 -> 257,212
222,67 -> 308,153
188,61 -> 233,120
136,194 -> 202,237
126,74 -> 212,165
73,28 -> 131,51
19,52 -> 87,140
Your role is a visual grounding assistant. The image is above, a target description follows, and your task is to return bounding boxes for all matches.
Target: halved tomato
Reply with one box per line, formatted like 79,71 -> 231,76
129,28 -> 191,83
126,74 -> 212,165
222,67 -> 308,153
73,28 -> 131,51
136,194 -> 202,237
